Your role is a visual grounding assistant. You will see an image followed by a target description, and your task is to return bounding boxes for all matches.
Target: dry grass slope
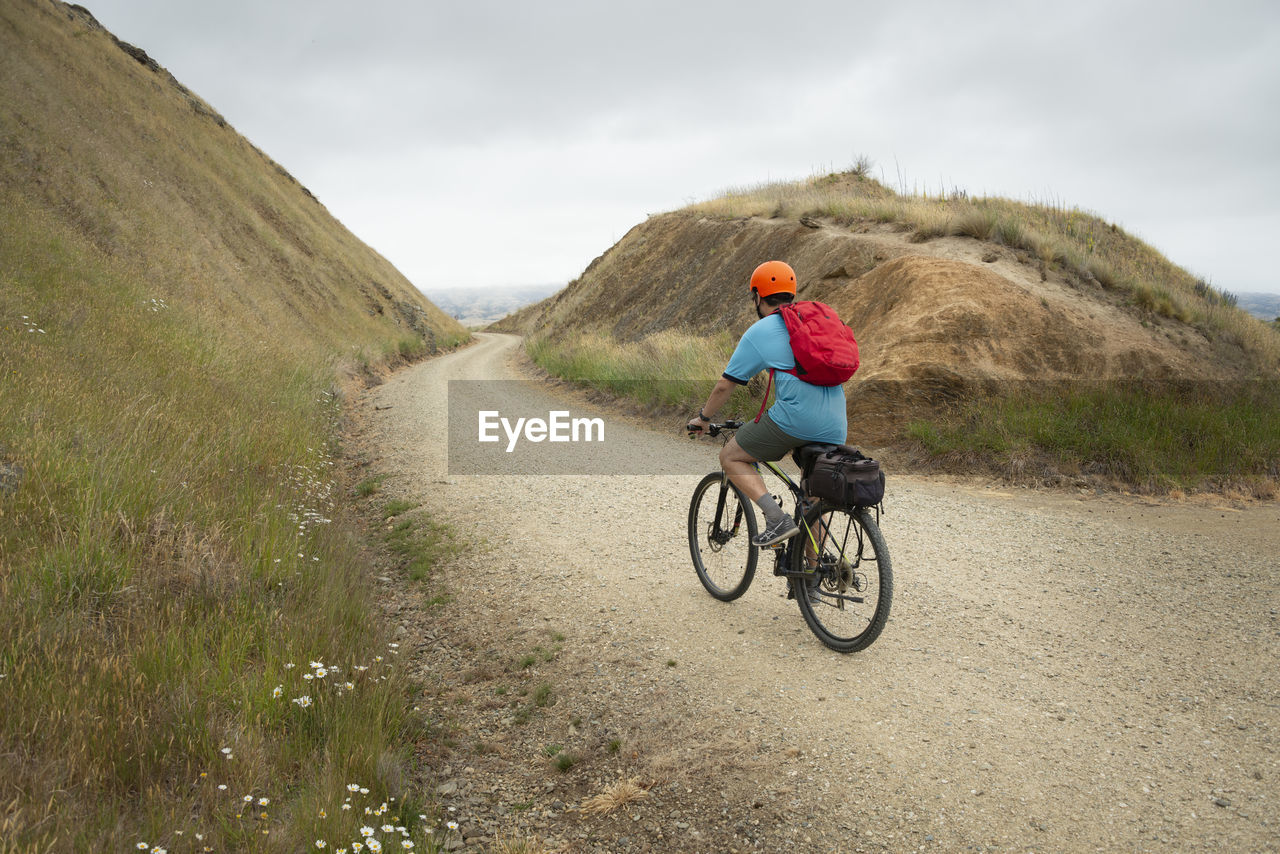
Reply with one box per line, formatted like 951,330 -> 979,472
1,0 -> 465,368
1,1 -> 468,849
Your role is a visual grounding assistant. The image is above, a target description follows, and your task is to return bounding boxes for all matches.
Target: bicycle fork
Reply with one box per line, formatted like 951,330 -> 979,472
710,474 -> 745,545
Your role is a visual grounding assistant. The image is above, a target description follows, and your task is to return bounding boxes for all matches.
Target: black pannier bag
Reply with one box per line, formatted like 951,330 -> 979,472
802,445 -> 885,508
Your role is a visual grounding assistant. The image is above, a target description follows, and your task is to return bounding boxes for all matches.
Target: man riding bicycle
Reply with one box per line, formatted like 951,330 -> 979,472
686,260 -> 848,548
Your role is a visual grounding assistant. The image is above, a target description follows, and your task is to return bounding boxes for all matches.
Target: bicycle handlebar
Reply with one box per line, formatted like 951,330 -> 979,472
687,419 -> 744,438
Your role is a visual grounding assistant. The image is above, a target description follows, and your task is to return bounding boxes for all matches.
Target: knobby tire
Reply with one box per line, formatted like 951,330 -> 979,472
792,503 -> 892,653
688,472 -> 758,601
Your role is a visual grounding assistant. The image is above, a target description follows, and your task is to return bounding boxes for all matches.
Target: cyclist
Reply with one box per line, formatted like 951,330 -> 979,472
687,260 -> 848,547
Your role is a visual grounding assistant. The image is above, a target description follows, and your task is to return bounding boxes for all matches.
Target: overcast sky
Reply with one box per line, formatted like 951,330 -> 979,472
84,0 -> 1280,297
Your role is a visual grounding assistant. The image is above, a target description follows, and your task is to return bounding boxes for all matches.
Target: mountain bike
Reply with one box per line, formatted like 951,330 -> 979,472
686,420 -> 892,653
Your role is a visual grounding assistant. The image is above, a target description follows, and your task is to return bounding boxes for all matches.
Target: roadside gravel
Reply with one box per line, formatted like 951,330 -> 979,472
354,333 -> 1280,853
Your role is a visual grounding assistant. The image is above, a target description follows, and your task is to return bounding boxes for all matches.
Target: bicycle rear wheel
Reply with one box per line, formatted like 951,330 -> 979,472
688,472 -> 758,601
792,504 -> 892,653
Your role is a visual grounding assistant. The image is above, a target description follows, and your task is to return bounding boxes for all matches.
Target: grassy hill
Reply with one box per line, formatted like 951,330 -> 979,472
498,169 -> 1280,494
1,1 -> 467,849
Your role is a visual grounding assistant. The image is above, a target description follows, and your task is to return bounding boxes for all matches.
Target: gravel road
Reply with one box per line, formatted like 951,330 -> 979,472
358,333 -> 1280,853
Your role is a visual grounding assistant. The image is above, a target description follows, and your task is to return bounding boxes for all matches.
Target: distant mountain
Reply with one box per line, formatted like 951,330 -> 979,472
1237,292 -> 1280,322
425,283 -> 561,328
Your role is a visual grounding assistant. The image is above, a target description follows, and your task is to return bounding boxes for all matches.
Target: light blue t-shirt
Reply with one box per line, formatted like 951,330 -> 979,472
723,313 -> 847,444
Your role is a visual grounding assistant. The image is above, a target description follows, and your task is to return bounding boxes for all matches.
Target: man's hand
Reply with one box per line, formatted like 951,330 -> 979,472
690,379 -> 735,435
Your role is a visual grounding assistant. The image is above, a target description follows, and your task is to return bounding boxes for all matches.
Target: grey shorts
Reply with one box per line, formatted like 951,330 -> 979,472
735,411 -> 807,462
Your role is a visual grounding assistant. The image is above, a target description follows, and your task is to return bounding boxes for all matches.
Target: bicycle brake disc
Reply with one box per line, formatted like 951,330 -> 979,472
705,522 -> 726,551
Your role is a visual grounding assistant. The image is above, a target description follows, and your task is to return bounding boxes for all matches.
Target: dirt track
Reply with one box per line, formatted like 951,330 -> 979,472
357,333 -> 1280,853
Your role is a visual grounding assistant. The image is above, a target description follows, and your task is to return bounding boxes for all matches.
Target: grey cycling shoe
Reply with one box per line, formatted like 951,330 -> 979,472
753,515 -> 799,548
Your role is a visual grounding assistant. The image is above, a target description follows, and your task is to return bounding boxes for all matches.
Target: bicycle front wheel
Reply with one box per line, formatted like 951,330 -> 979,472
792,504 -> 892,653
688,472 -> 758,601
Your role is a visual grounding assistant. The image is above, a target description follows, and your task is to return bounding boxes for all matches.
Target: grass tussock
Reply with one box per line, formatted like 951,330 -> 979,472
487,832 -> 552,854
690,166 -> 1280,371
580,778 -> 651,816
0,200 -> 458,849
907,381 -> 1280,493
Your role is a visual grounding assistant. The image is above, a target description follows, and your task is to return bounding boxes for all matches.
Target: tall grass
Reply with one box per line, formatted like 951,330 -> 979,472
0,198 -> 445,849
906,381 -> 1280,493
526,328 -> 763,415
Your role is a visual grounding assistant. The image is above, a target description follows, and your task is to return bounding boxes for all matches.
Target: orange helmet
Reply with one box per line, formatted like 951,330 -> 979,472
749,260 -> 797,298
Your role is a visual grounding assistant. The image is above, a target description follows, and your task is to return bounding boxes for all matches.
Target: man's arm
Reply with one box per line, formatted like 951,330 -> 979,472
689,325 -> 763,433
686,376 -> 739,433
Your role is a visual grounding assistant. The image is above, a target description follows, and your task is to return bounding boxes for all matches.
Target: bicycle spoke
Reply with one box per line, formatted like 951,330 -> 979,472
793,504 -> 892,653
688,473 -> 757,601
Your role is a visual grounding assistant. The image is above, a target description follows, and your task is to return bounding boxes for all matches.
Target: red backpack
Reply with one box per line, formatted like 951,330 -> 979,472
778,301 -> 859,385
754,301 -> 859,421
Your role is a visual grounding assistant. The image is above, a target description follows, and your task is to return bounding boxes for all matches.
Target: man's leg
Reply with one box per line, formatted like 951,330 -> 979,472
719,436 -> 766,501
720,437 -> 797,545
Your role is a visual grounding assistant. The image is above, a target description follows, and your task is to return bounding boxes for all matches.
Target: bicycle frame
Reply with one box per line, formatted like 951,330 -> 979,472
752,459 -> 827,572
696,421 -> 869,590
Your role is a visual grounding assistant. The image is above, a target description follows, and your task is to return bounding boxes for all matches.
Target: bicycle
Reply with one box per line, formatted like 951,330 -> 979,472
686,420 -> 893,653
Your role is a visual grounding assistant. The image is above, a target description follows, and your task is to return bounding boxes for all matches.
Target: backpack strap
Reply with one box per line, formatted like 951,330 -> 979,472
753,368 -> 775,424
